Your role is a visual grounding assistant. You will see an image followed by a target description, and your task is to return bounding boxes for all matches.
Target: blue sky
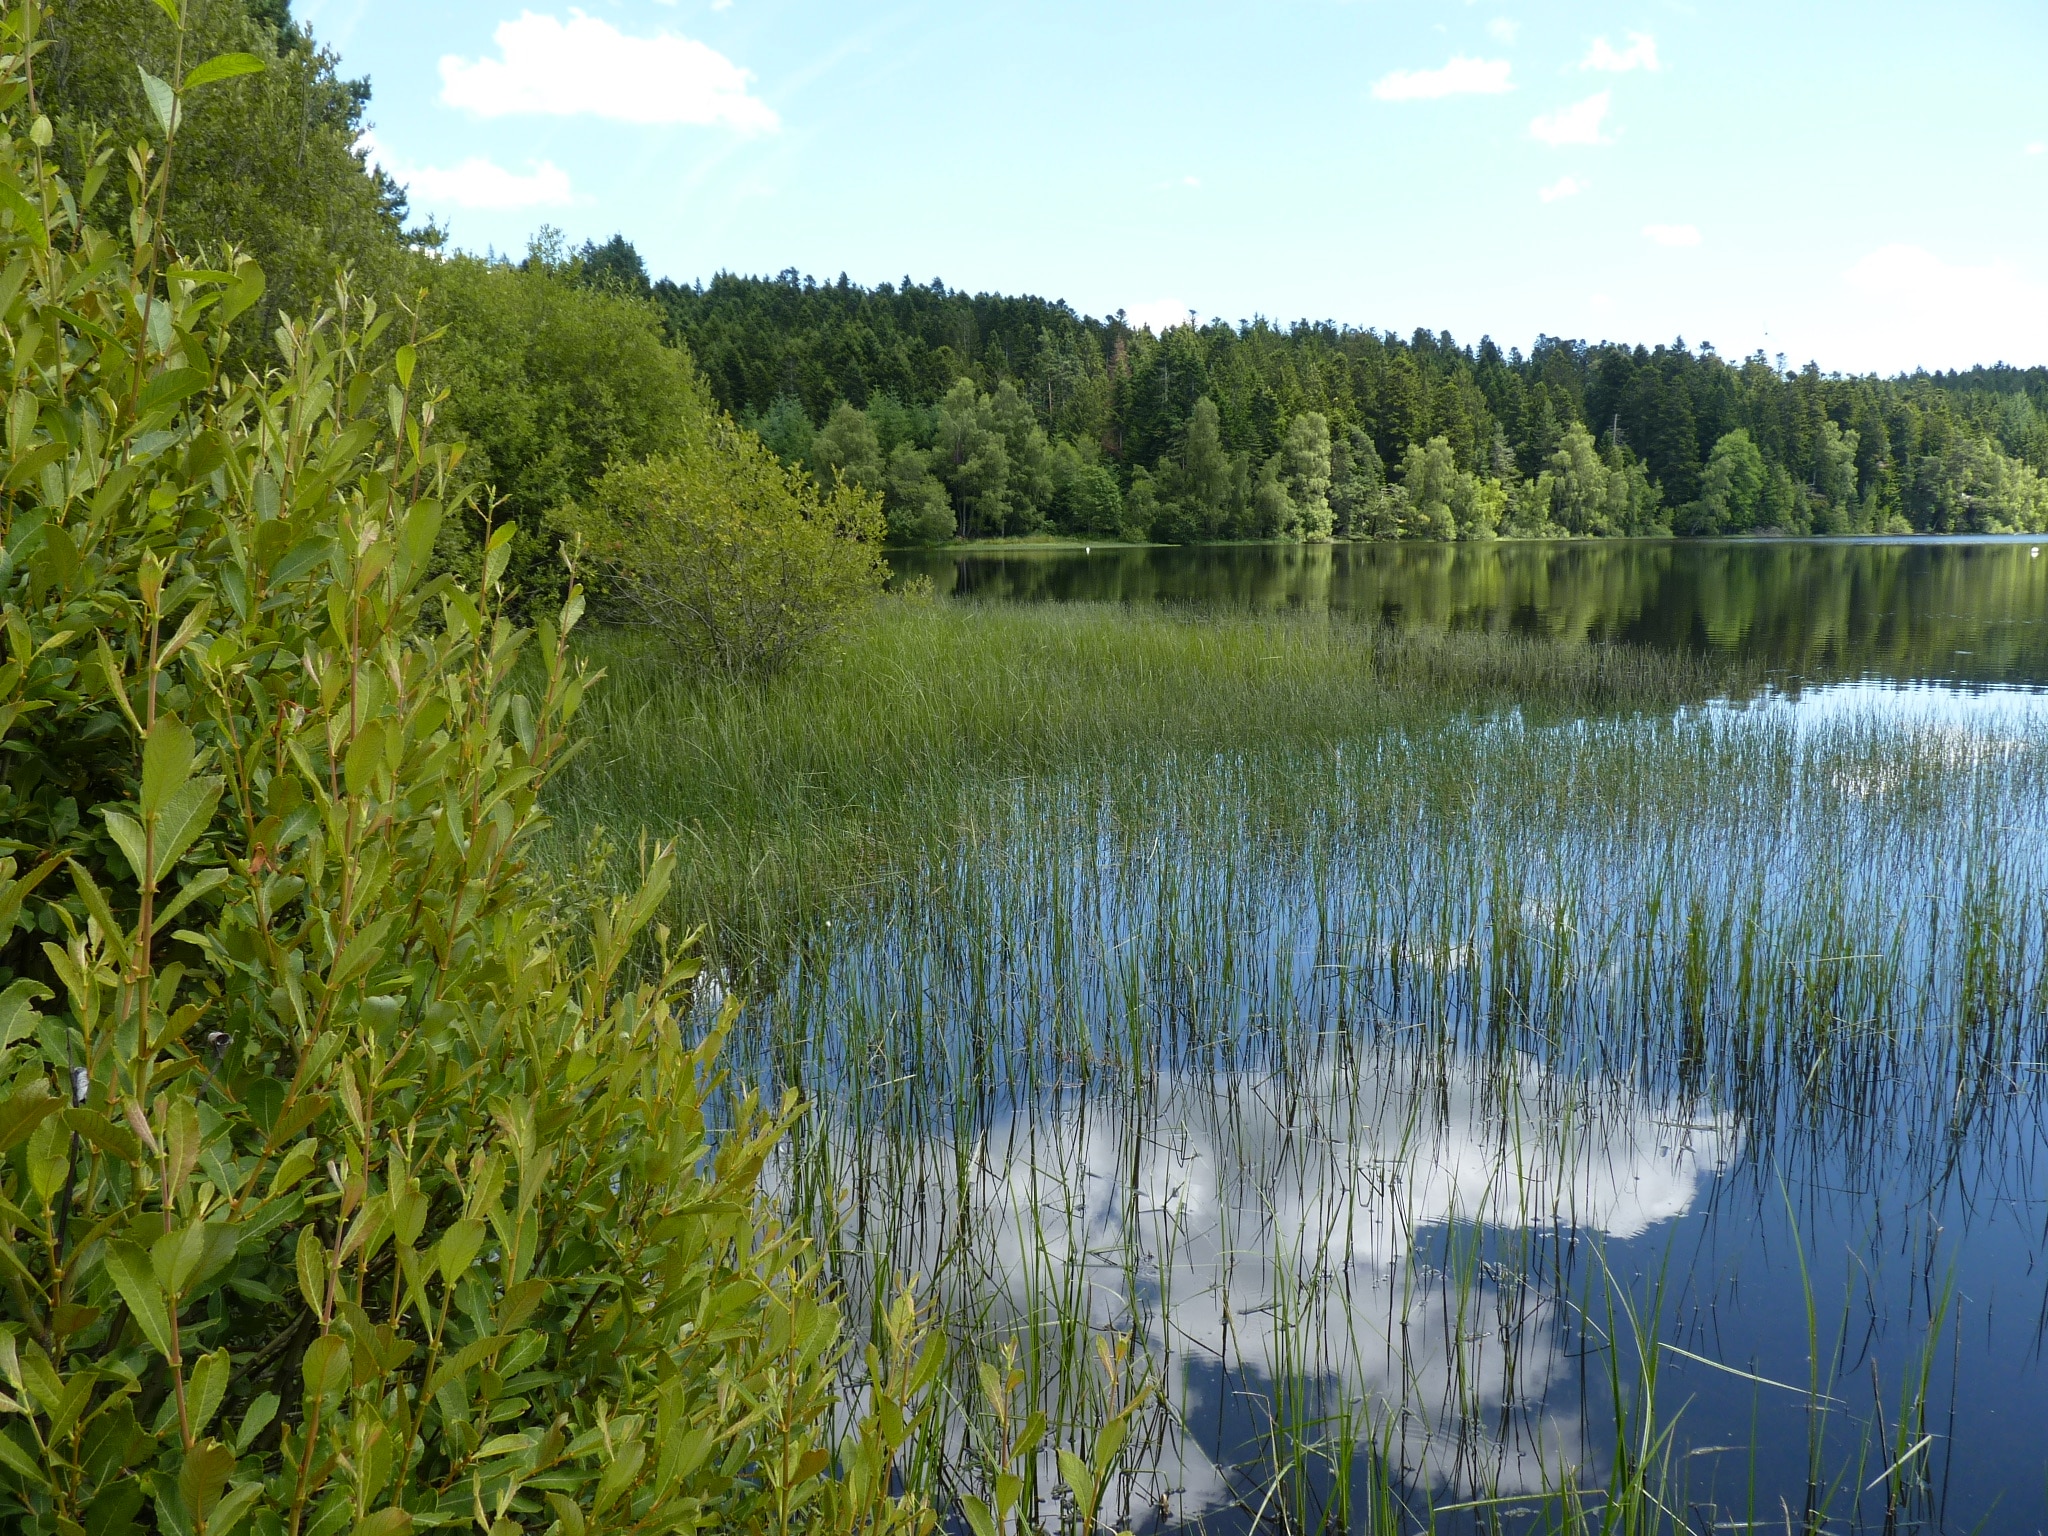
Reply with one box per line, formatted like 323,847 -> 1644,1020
299,0 -> 2048,375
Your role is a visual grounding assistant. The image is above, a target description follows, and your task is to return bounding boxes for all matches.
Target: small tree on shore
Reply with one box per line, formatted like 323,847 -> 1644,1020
563,424 -> 888,678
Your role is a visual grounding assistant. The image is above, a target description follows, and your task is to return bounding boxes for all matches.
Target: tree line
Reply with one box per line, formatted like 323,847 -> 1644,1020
656,265 -> 2048,544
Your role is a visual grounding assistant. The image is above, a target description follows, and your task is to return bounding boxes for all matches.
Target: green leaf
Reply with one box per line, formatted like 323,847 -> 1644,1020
0,853 -> 62,934
209,1483 -> 264,1536
152,1219 -> 209,1298
0,1081 -> 60,1154
352,1510 -> 413,1536
343,718 -> 386,797
296,1225 -> 327,1314
136,69 -> 178,138
268,535 -> 335,587
183,52 -> 265,90
102,809 -> 148,883
394,344 -> 416,391
0,183 -> 46,252
154,866 -> 230,930
141,717 -> 196,819
0,978 -> 51,1049
151,776 -> 224,881
149,0 -> 180,20
435,1218 -> 485,1286
64,860 -> 132,968
959,1495 -> 998,1536
0,1424 -> 45,1486
103,1241 -> 176,1361
137,367 -> 209,418
178,1439 -> 235,1523
188,1350 -> 231,1436
1057,1448 -> 1096,1516
300,1334 -> 349,1400
62,1107 -> 141,1163
232,1392 -> 278,1455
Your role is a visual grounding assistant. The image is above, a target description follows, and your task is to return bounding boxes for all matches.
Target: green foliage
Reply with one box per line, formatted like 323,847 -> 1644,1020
1698,428 -> 1767,531
879,445 -> 953,546
41,0 -> 410,343
810,402 -> 883,498
659,271 -> 2048,542
419,244 -> 709,603
0,12 -> 933,1532
560,429 -> 888,677
1526,425 -> 1665,537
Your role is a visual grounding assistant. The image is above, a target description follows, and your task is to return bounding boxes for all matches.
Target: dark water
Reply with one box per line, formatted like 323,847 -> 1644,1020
889,537 -> 2048,688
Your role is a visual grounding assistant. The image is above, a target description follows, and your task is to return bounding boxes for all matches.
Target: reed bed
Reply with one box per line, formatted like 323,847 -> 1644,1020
541,601 -> 2048,1533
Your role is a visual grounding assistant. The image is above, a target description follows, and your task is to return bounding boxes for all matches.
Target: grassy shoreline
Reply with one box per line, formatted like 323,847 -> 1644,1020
541,598 -> 1756,967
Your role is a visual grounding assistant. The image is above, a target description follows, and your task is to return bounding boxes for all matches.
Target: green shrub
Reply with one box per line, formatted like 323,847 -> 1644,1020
0,6 -> 935,1533
559,431 -> 887,679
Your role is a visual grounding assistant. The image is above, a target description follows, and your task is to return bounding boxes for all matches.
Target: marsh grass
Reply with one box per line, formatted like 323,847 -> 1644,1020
541,600 -> 2048,1533
543,600 -> 1761,968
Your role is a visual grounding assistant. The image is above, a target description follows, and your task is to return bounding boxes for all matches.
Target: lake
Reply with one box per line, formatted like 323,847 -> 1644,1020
891,535 -> 2048,688
709,539 -> 2048,1533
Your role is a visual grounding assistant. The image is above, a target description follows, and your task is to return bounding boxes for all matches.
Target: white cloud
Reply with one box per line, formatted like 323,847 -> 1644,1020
1371,56 -> 1513,101
1529,91 -> 1611,145
2030,142 -> 2046,155
1582,32 -> 1660,72
1838,244 -> 2048,369
1539,175 -> 1584,202
1642,223 -> 1701,247
440,10 -> 778,131
1124,299 -> 1197,335
360,131 -> 574,211
1487,18 -> 1518,44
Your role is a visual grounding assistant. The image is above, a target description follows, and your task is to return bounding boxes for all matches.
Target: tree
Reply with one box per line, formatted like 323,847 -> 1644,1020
43,0 -> 412,338
1251,454 -> 1296,537
933,380 -> 1012,536
422,248 -> 709,601
1279,411 -> 1334,539
990,381 -> 1054,531
1180,397 -> 1234,536
882,444 -> 957,544
1543,425 -> 1616,536
1700,428 -> 1767,531
1049,439 -> 1123,536
813,399 -> 886,495
751,392 -> 817,469
1402,436 -> 1461,540
563,424 -> 888,676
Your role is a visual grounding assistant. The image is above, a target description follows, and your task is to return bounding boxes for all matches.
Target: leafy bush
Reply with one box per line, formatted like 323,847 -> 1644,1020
0,7 -> 934,1533
419,244 -> 712,605
560,428 -> 887,678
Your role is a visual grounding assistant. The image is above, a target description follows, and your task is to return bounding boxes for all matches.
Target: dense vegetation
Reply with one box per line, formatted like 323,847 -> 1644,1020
658,269 -> 2048,543
0,4 -> 934,1531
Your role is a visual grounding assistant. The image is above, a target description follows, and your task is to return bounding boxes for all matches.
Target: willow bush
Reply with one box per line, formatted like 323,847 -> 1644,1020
0,4 -> 935,1533
559,432 -> 887,680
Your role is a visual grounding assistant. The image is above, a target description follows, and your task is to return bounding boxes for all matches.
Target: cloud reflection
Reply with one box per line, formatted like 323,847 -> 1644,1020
863,1049 -> 1733,1524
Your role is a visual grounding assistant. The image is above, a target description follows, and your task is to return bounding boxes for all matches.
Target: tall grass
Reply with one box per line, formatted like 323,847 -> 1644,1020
544,599 -> 1758,966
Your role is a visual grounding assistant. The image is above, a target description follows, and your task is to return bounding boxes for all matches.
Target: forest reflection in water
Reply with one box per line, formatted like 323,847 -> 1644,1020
889,536 -> 2048,687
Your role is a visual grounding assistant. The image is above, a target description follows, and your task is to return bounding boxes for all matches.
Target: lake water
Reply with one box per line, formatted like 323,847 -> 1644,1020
890,536 -> 2048,688
797,539 -> 2048,1533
